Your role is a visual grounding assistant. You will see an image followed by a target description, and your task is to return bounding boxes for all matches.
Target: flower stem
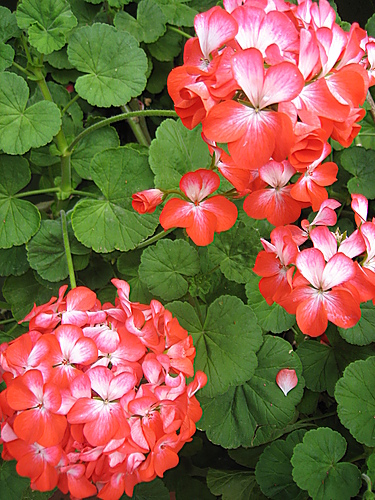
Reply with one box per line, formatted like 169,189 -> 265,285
61,94 -> 80,116
362,473 -> 373,491
121,103 -> 151,146
60,210 -> 76,289
70,189 -> 101,199
12,61 -> 33,76
168,25 -> 193,39
14,187 -> 60,199
135,228 -> 174,250
0,318 -> 16,325
67,110 -> 178,153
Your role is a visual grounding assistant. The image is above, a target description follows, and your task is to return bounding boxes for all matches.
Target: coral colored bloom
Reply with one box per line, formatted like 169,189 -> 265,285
159,169 -> 237,246
276,369 -> 298,396
132,189 -> 163,214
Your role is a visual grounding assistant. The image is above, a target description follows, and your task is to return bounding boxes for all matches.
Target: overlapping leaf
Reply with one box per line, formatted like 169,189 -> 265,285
167,295 -> 263,398
149,119 -> 211,189
67,23 -> 148,107
335,357 -> 375,447
0,43 -> 14,71
139,239 -> 200,301
154,0 -> 197,26
0,73 -> 61,155
114,0 -> 166,43
0,155 -> 40,249
340,147 -> 375,198
207,470 -> 262,500
0,6 -> 21,42
338,301 -> 375,345
71,147 -> 158,253
255,430 -> 308,500
16,0 -> 77,54
0,246 -> 29,277
198,336 -> 304,448
291,428 -> 361,500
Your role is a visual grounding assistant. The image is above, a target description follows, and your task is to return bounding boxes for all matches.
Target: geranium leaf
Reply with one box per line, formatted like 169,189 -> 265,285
208,219 -> 263,284
245,273 -> 295,333
297,327 -> 375,396
338,301 -> 375,345
67,23 -> 147,107
291,428 -> 361,500
0,460 -> 30,499
335,357 -> 375,447
0,6 -> 21,42
69,0 -> 101,26
78,254 -> 113,290
147,28 -> 183,61
168,295 -> 263,398
340,147 -> 375,199
122,478 -> 169,500
71,147 -> 158,252
0,155 -> 40,249
139,239 -> 200,301
198,336 -> 304,448
154,0 -> 197,26
114,0 -> 166,44
71,127 -> 119,179
16,0 -> 77,55
207,470 -> 262,500
255,430 -> 308,500
0,43 -> 14,71
117,249 -> 154,303
0,72 -> 61,155
0,246 -> 29,277
26,219 -> 89,282
3,270 -> 59,321
149,119 -> 211,189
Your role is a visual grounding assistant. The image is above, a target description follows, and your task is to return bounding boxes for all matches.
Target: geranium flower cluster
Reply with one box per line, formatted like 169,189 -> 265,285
133,0 -> 375,245
0,280 -> 207,499
253,194 -> 375,337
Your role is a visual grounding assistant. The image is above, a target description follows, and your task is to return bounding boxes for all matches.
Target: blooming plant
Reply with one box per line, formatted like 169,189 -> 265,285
2,0 -> 375,499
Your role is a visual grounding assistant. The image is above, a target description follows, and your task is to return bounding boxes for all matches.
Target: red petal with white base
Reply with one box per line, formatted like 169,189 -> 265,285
180,169 -> 220,202
194,6 -> 238,60
296,248 -> 325,289
321,252 -> 356,290
159,199 -> 194,231
276,369 -> 298,396
323,288 -> 361,328
200,196 -> 238,232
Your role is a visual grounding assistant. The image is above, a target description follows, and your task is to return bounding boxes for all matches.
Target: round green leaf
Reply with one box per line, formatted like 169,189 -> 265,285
149,120 -> 211,189
338,301 -> 375,345
27,219 -> 88,282
0,155 -> 40,248
67,23 -> 147,107
255,430 -> 308,500
198,336 -> 304,448
208,219 -> 263,284
0,245 -> 29,276
71,147 -> 158,252
16,0 -> 77,55
139,239 -> 200,301
3,269 -> 59,321
335,357 -> 375,447
0,6 -> 21,43
0,72 -> 61,155
168,295 -> 263,398
71,126 -> 119,179
122,478 -> 169,500
154,0 -> 197,26
340,147 -> 375,199
207,470 -> 261,500
291,428 -> 361,500
245,273 -> 295,334
147,28 -> 182,61
0,43 -> 14,71
115,0 -> 166,44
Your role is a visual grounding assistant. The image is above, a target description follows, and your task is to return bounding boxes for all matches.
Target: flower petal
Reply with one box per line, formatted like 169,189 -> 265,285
276,369 -> 298,396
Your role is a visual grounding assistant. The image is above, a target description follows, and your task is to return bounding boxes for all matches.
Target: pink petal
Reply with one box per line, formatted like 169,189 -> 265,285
310,226 -> 337,261
321,252 -> 356,290
180,169 -> 220,202
276,369 -> 298,396
66,287 -> 96,312
296,248 -> 325,289
159,199 -> 194,230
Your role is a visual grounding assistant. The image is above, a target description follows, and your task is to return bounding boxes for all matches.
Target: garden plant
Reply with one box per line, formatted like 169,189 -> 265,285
1,0 -> 375,498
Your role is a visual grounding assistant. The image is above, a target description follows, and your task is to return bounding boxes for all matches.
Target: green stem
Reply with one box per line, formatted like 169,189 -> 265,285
168,25 -> 193,39
134,228 -> 174,250
121,104 -> 151,147
14,187 -> 60,199
362,473 -> 373,491
12,61 -> 33,76
60,210 -> 76,289
297,411 -> 338,424
67,110 -> 178,153
61,94 -> 80,116
0,318 -> 17,325
0,301 -> 9,309
70,189 -> 101,199
3,322 -> 20,337
21,34 -> 32,64
33,69 -> 72,197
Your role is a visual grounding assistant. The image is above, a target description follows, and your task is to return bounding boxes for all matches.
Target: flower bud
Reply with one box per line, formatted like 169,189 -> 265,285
132,189 -> 163,214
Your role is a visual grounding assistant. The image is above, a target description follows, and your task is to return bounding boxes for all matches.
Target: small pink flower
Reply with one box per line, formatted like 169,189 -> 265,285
276,369 -> 298,396
132,189 -> 164,214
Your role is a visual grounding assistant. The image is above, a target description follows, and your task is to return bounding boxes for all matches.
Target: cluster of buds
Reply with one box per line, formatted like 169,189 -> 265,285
0,280 -> 206,499
253,194 -> 375,337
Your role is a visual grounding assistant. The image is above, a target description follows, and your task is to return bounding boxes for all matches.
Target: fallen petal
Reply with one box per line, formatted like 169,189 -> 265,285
276,369 -> 298,396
